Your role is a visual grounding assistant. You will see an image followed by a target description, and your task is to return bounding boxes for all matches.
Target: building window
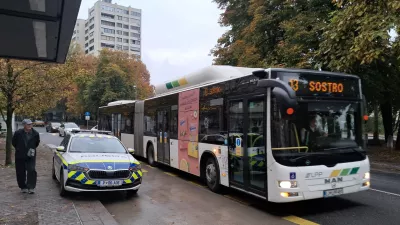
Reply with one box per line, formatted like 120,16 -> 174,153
117,30 -> 122,35
73,30 -> 76,34
115,8 -> 122,14
122,17 -> 129,22
85,43 -> 88,47
130,18 -> 140,23
101,5 -> 114,12
101,43 -> 115,49
123,31 -> 129,36
85,36 -> 88,41
116,44 -> 122,50
85,22 -> 88,27
123,46 -> 129,51
72,37 -> 76,41
85,49 -> 88,54
123,39 -> 129,43
89,39 -> 94,44
101,13 -> 115,20
124,10 -> 129,15
89,17 -> 94,23
85,29 -> 88,34
130,47 -> 140,52
103,28 -> 115,34
89,24 -> 94,30
131,32 -> 140,38
89,31 -> 94,37
101,20 -> 115,26
131,11 -> 141,17
130,26 -> 140,31
131,40 -> 140,45
89,9 -> 94,17
117,37 -> 122,42
117,23 -> 122,28
123,24 -> 129,29
89,46 -> 94,51
117,16 -> 122,20
76,23 -> 79,27
101,35 -> 115,41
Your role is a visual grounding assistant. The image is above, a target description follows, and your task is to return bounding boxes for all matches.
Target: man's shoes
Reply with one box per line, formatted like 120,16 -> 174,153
21,189 -> 28,193
28,189 -> 35,194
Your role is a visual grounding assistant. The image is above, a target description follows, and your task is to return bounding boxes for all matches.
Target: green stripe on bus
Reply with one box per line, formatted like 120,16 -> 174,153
349,167 -> 360,175
340,168 -> 350,176
166,83 -> 173,89
171,80 -> 180,87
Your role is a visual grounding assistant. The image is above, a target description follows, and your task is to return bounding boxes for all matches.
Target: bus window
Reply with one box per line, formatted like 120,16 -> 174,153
199,97 -> 225,145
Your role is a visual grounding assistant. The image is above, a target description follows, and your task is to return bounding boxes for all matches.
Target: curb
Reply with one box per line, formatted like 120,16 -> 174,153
42,144 -> 119,225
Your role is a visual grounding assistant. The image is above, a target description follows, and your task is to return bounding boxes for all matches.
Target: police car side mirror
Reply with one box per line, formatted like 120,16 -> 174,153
56,146 -> 66,152
128,148 -> 135,154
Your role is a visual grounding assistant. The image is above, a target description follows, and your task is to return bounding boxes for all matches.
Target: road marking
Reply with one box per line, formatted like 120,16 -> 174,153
146,165 -> 155,168
283,215 -> 319,225
164,172 -> 177,177
223,194 -> 250,206
188,181 -> 206,188
142,169 -> 148,173
370,188 -> 400,197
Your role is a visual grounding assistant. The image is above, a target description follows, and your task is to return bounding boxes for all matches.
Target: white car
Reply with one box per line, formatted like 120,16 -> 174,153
52,130 -> 142,197
59,123 -> 80,137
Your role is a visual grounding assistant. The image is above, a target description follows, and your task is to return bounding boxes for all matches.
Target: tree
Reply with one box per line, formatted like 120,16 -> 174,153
318,0 -> 400,148
0,60 -> 71,165
86,50 -> 153,115
211,0 -> 336,68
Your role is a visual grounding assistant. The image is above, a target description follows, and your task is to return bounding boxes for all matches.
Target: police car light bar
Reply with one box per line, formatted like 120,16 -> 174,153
70,130 -> 113,135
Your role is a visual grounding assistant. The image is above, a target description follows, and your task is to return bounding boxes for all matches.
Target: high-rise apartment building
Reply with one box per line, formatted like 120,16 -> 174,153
72,19 -> 86,49
71,0 -> 142,58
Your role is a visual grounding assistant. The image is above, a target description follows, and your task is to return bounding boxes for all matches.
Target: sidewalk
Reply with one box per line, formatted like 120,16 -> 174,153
367,146 -> 400,173
0,141 -> 119,225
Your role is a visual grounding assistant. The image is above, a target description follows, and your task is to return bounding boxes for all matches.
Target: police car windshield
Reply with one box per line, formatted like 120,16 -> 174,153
69,137 -> 127,153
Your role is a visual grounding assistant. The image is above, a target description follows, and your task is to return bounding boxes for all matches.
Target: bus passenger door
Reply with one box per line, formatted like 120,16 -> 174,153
228,96 -> 266,195
157,109 -> 170,164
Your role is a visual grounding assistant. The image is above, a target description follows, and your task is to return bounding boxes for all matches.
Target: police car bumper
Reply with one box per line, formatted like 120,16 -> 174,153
65,178 -> 141,192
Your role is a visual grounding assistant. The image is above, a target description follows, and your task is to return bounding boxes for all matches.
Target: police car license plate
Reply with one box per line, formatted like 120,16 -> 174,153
96,180 -> 123,187
323,188 -> 343,197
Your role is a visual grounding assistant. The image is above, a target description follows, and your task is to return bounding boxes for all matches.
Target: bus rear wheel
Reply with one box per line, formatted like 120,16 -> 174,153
147,145 -> 156,166
205,157 -> 222,193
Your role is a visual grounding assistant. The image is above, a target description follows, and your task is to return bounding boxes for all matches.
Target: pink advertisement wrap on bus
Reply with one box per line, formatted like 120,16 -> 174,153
178,89 -> 200,176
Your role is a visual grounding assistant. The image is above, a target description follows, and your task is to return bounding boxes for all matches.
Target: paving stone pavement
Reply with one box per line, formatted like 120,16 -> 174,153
0,142 -> 118,225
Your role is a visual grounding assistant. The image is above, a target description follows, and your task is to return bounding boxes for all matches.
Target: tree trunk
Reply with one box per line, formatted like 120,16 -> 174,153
5,99 -> 13,165
381,102 -> 393,143
373,102 -> 379,141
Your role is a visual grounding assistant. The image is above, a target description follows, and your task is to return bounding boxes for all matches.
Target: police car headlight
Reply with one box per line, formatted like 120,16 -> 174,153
129,164 -> 141,172
68,164 -> 89,172
278,181 -> 297,188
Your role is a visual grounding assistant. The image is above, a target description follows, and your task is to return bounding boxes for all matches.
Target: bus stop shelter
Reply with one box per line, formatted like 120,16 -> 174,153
0,0 -> 81,63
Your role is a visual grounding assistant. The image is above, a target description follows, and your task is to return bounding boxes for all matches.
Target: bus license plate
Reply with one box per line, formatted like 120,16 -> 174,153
323,188 -> 343,197
95,180 -> 123,187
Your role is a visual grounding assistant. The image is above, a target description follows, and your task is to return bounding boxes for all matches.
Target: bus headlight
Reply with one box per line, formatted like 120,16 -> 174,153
278,181 -> 297,188
364,172 -> 370,179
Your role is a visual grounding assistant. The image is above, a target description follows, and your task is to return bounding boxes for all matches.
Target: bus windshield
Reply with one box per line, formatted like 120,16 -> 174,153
271,100 -> 366,167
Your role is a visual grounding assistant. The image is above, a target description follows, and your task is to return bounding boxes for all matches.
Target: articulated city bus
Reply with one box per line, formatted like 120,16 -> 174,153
98,66 -> 370,202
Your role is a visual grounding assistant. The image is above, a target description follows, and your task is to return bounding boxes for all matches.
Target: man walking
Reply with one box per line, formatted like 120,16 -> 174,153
12,119 -> 40,194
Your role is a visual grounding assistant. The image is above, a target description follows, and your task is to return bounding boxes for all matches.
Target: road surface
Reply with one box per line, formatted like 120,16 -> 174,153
37,127 -> 400,225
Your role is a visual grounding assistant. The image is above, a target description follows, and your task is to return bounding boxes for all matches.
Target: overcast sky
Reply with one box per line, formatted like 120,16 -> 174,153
77,0 -> 226,85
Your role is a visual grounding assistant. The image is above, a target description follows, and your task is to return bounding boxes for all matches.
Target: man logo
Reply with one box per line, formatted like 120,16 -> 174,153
107,166 -> 113,170
325,177 -> 343,184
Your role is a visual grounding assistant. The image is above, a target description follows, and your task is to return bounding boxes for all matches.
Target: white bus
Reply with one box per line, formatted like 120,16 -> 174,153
98,66 -> 370,202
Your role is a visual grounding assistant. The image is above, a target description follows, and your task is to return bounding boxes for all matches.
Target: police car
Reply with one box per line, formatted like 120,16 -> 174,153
52,130 -> 142,197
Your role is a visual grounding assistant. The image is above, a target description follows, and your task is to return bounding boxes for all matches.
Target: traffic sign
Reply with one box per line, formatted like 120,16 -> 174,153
85,112 -> 90,116
85,116 -> 90,121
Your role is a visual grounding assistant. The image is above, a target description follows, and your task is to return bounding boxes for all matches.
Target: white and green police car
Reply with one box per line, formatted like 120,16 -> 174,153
51,130 -> 142,197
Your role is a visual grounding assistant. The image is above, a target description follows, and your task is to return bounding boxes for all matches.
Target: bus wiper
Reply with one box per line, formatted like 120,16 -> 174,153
289,152 -> 327,163
324,146 -> 366,157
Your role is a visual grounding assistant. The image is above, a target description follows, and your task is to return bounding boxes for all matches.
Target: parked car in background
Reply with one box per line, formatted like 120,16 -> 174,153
46,122 -> 61,133
33,120 -> 45,127
59,122 -> 80,137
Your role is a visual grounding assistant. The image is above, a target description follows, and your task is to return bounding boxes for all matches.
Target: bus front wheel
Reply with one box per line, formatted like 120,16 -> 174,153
205,157 -> 222,193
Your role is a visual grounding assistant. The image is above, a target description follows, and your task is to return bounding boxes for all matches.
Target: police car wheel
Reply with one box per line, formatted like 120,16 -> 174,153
59,170 -> 68,197
52,159 -> 56,180
126,189 -> 138,198
205,157 -> 222,193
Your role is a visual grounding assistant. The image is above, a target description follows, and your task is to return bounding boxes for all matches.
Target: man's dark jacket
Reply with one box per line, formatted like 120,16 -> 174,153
12,129 -> 40,159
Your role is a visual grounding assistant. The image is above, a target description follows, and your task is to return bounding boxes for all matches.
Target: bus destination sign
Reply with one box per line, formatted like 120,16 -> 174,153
277,72 -> 360,98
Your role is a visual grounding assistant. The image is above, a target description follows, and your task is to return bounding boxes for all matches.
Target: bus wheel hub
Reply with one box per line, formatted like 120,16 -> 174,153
206,164 -> 216,184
